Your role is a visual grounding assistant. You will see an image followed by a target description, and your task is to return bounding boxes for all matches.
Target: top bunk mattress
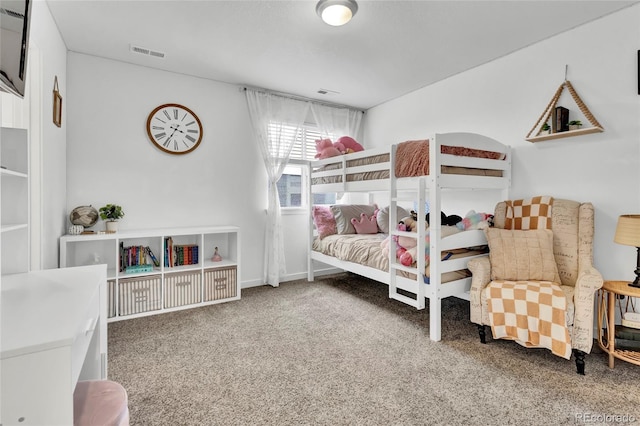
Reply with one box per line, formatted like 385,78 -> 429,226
311,139 -> 506,185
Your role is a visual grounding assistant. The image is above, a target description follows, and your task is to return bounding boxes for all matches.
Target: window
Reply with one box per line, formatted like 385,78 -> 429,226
274,122 -> 337,209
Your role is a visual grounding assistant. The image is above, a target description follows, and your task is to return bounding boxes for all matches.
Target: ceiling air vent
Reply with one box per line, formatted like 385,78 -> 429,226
0,7 -> 24,19
317,88 -> 340,96
130,44 -> 166,59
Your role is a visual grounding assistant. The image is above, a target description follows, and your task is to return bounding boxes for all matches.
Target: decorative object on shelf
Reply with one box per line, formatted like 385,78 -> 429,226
69,205 -> 99,228
212,247 -> 222,262
99,203 -> 124,233
526,66 -> 604,142
568,120 -> 582,131
146,103 -> 203,155
539,123 -> 551,135
614,214 -> 640,288
68,225 -> 84,235
554,106 -> 569,132
53,76 -> 62,127
316,0 -> 358,26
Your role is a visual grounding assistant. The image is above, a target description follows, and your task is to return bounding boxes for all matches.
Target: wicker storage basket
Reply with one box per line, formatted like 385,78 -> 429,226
164,271 -> 202,308
118,275 -> 162,316
107,280 -> 117,318
204,266 -> 237,301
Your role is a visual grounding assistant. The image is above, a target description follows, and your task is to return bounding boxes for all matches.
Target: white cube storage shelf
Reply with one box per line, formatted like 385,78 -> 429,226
60,226 -> 240,322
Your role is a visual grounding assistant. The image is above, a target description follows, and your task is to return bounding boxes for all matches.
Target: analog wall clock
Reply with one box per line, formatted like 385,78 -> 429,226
146,103 -> 203,155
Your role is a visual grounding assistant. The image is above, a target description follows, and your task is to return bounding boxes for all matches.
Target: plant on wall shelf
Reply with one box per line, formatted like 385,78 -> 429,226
99,204 -> 124,221
540,123 -> 551,135
568,120 -> 582,130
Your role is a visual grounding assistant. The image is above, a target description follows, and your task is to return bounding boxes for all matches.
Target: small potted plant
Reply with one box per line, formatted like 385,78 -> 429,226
99,204 -> 124,233
568,120 -> 582,131
540,123 -> 551,135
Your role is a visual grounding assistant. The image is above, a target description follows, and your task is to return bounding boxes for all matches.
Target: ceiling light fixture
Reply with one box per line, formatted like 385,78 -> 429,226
316,0 -> 358,26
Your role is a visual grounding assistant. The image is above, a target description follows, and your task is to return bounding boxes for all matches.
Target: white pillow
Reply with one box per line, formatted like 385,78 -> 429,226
376,205 -> 410,234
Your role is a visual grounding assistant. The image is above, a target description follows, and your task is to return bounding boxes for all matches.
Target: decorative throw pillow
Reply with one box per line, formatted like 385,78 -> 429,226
485,228 -> 561,283
331,204 -> 378,234
351,209 -> 379,234
505,196 -> 554,230
312,206 -> 337,239
376,205 -> 410,234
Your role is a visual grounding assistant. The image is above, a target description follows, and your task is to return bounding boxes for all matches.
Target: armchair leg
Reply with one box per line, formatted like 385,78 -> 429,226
573,349 -> 586,375
478,324 -> 487,344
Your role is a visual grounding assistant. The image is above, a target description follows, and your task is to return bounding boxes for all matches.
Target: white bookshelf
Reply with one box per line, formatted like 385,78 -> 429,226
1,126 -> 29,275
59,225 -> 241,322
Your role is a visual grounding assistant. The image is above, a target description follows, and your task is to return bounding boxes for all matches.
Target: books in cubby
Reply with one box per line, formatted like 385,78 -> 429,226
119,243 -> 160,272
163,236 -> 199,267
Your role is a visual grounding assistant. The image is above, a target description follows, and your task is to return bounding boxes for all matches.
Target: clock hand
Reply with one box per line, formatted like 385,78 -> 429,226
166,127 -> 178,144
170,124 -> 185,134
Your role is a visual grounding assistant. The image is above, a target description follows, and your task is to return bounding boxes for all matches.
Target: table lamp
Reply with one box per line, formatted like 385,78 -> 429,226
614,214 -> 640,288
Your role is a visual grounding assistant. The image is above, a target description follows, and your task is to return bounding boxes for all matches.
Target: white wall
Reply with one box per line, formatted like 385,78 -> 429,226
363,5 -> 640,281
29,0 -> 68,269
66,53 -> 267,287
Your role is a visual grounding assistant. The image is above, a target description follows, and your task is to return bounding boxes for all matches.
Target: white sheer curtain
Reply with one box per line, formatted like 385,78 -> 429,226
245,88 -> 310,287
310,103 -> 364,141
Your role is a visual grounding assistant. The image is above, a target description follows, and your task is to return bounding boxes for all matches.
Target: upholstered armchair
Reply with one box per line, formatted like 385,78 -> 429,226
468,197 -> 603,375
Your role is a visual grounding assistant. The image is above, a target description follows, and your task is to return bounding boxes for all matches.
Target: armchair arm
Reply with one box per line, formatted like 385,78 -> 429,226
571,262 -> 604,354
468,256 -> 492,325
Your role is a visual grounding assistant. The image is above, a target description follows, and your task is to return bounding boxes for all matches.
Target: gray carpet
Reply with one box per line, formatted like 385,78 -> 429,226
108,273 -> 640,425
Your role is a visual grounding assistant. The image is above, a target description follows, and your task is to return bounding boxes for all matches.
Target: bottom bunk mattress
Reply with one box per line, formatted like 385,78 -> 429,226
312,233 -> 486,283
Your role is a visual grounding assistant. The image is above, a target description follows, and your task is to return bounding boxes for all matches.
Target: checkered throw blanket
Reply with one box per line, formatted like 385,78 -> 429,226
486,280 -> 572,359
505,196 -> 553,230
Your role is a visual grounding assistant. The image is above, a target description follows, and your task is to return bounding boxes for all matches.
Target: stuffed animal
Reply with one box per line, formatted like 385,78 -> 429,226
314,138 -> 342,159
335,136 -> 364,154
411,210 -> 463,227
456,210 -> 493,231
380,216 -> 419,265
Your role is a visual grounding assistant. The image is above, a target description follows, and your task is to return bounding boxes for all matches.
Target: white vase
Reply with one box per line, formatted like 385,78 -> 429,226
569,125 -> 581,131
106,221 -> 119,233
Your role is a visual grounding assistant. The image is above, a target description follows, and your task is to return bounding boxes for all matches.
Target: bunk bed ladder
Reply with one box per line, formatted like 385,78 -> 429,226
388,146 -> 426,310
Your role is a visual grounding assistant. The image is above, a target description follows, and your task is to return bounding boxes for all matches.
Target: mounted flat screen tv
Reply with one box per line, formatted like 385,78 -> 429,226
0,0 -> 31,98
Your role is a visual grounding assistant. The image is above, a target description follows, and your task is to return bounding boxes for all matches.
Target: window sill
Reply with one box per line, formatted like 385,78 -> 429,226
281,207 -> 306,216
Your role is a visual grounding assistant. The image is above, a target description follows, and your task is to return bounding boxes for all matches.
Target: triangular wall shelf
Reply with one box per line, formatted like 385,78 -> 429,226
526,80 -> 604,142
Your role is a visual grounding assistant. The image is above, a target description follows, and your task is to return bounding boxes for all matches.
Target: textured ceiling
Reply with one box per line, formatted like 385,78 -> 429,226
46,0 -> 637,109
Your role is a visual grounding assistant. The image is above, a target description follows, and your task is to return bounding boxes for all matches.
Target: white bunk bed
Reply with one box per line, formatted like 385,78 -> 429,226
307,132 -> 511,341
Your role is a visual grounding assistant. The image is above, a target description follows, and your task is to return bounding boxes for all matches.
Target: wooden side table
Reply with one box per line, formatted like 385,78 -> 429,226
597,280 -> 640,368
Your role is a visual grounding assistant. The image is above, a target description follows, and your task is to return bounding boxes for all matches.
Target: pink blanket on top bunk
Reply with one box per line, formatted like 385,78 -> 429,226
394,140 -> 505,178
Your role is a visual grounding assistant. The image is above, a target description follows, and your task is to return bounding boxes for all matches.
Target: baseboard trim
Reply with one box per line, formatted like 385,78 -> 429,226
240,267 -> 343,289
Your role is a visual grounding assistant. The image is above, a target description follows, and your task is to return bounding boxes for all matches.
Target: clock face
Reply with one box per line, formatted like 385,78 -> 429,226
146,104 -> 203,155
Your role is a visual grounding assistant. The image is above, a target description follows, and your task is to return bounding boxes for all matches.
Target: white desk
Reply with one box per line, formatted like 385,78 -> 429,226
1,265 -> 107,425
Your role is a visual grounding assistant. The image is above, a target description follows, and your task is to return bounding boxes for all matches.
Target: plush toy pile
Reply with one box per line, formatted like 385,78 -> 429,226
380,210 -> 493,267
315,136 -> 364,159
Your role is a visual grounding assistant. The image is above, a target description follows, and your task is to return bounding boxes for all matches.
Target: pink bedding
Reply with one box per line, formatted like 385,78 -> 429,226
394,139 -> 505,178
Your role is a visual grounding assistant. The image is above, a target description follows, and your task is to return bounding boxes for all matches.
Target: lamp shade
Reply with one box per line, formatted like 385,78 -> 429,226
614,215 -> 640,247
316,0 -> 358,26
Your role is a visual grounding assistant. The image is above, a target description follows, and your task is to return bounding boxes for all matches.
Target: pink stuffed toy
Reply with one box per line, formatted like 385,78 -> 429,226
335,136 -> 364,154
315,138 -> 342,159
393,216 -> 419,266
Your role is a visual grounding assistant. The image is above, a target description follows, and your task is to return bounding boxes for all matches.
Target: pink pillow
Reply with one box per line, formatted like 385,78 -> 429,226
351,209 -> 379,234
312,206 -> 337,239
